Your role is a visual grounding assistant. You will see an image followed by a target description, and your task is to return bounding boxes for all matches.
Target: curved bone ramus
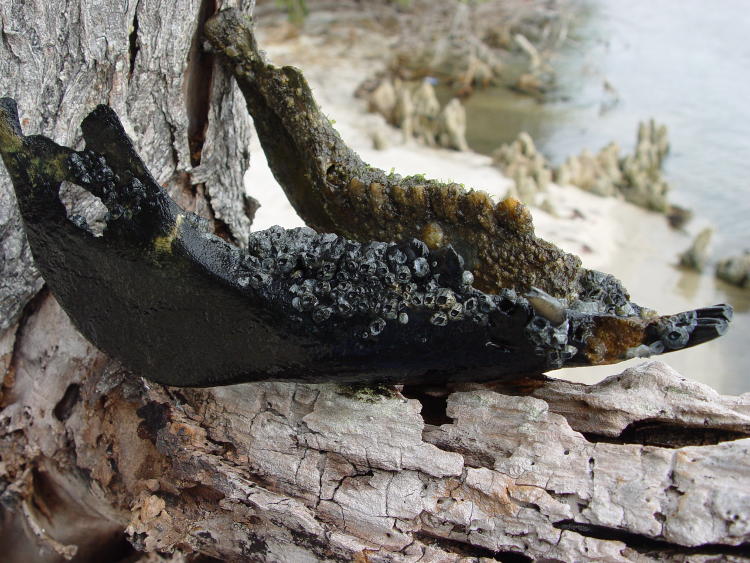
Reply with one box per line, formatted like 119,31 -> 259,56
0,96 -> 732,387
204,10 -> 592,300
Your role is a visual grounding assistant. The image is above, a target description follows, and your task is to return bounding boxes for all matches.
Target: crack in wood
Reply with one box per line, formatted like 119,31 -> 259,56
582,419 -> 750,448
413,530 -> 533,562
185,0 -> 217,167
127,9 -> 139,80
401,385 -> 453,427
554,519 -> 750,557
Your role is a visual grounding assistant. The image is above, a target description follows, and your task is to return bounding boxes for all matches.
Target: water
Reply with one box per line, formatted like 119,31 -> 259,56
461,0 -> 750,256
452,0 -> 750,393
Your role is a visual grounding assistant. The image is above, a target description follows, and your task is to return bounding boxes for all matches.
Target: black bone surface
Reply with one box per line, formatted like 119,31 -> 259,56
0,98 -> 732,387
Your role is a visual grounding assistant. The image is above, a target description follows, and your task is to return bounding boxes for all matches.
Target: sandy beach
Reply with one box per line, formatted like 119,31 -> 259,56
244,23 -> 749,394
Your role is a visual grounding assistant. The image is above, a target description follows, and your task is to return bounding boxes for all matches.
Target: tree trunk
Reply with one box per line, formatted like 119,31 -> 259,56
2,2 -> 750,562
0,0 -> 256,559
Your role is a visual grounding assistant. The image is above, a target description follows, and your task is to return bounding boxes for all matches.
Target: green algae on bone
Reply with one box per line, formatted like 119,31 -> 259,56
204,10 -> 584,299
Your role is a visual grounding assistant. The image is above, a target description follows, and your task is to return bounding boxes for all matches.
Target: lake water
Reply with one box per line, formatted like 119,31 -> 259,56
453,0 -> 750,393
463,0 -> 750,255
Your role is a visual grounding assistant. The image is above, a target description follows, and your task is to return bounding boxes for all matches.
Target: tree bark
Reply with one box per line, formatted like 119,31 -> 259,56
2,2 -> 750,562
0,0 -> 256,334
0,0 -> 255,559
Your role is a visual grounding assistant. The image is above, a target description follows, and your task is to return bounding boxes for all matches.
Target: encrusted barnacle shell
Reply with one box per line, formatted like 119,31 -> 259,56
430,312 -> 449,326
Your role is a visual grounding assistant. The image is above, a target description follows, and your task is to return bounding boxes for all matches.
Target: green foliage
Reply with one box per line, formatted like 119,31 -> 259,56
275,0 -> 308,25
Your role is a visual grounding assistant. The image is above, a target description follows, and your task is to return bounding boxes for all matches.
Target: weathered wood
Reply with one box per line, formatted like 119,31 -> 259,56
3,294 -> 750,561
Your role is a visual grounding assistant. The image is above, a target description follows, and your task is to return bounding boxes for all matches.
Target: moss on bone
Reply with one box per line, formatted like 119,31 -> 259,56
204,10 -> 583,300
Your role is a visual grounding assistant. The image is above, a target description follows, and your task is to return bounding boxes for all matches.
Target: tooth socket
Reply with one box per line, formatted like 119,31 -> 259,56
688,318 -> 729,346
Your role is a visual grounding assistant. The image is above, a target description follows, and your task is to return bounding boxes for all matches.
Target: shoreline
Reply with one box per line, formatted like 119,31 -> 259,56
245,22 -> 748,394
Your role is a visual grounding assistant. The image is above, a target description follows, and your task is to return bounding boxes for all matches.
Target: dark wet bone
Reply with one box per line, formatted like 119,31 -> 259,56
0,98 -> 732,387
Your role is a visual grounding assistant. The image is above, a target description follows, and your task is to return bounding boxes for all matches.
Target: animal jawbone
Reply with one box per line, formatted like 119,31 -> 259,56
0,96 -> 732,387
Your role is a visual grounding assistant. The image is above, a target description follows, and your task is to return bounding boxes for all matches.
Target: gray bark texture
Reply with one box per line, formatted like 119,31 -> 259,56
0,0 -> 257,334
2,1 -> 750,562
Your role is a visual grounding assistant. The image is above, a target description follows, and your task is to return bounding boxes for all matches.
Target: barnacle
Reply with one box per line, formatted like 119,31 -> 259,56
0,98 -> 732,387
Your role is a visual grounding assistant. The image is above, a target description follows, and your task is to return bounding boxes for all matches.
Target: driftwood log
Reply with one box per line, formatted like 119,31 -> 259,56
1,1 -> 749,562
2,298 -> 750,561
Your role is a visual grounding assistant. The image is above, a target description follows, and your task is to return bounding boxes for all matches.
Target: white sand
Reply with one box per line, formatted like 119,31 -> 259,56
243,25 -> 745,392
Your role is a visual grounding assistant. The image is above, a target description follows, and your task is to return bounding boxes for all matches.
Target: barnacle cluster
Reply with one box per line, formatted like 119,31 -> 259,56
225,224 -> 587,369
66,149 -> 163,238
243,227 -> 479,330
266,231 -> 473,326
